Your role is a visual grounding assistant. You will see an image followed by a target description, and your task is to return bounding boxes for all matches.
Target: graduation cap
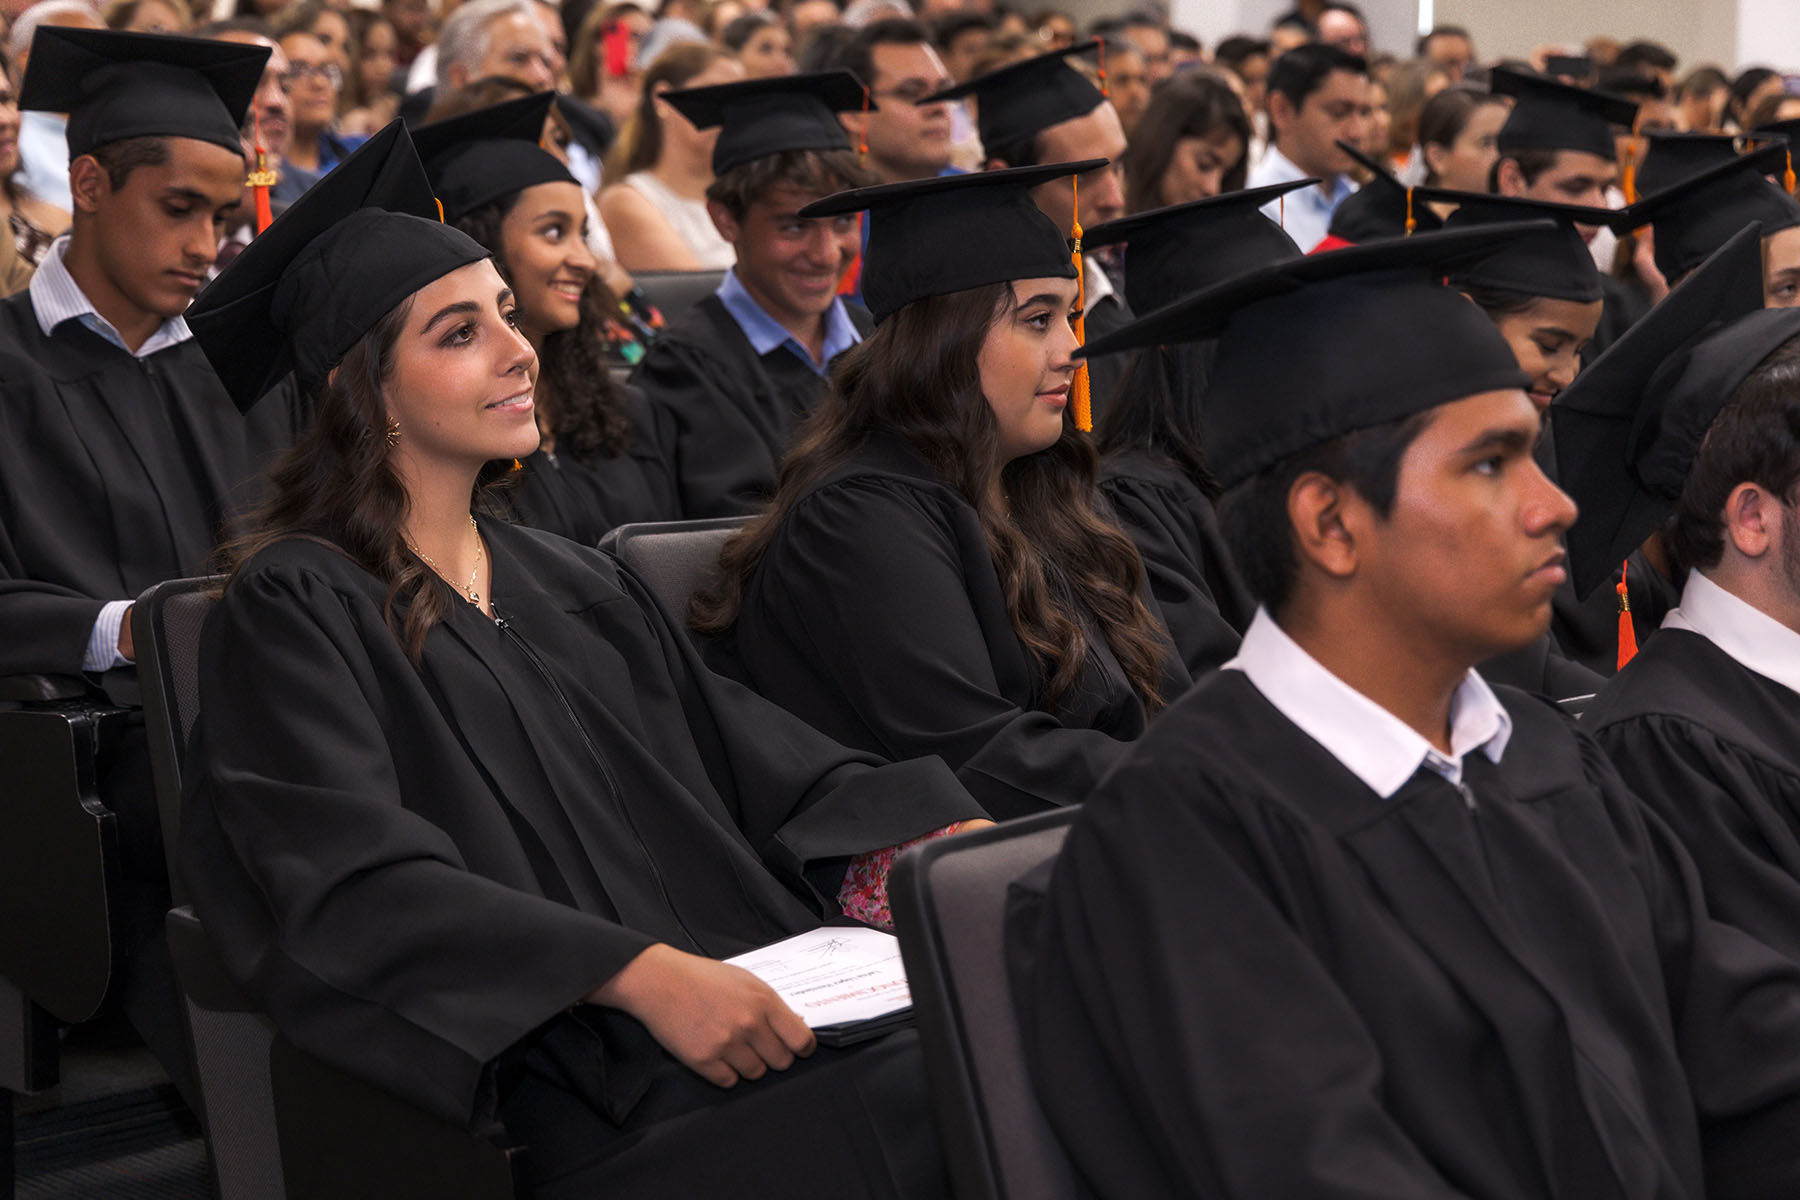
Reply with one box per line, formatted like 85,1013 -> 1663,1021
187,121 -> 490,412
1755,117 -> 1800,149
1324,140 -> 1443,245
20,26 -> 268,159
922,42 -> 1104,155
660,71 -> 865,175
1083,181 -> 1307,316
1635,131 -> 1751,196
1416,189 -> 1619,303
413,92 -> 577,223
1616,143 -> 1800,282
1551,226 -> 1784,601
1078,226 -> 1545,491
1491,66 -> 1640,161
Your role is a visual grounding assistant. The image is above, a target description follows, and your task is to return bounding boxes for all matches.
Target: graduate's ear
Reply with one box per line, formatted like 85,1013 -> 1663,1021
839,109 -> 868,143
1267,90 -> 1298,139
985,157 -> 1011,171
1421,139 -> 1449,182
68,154 -> 113,216
1721,480 -> 1778,561
705,197 -> 740,244
1286,471 -> 1360,582
1493,157 -> 1527,198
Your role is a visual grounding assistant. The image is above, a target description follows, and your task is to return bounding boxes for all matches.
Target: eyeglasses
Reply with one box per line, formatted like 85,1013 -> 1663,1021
280,63 -> 343,90
874,80 -> 951,104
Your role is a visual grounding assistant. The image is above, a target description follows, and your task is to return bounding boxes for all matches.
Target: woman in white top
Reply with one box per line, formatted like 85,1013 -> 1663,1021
599,42 -> 741,272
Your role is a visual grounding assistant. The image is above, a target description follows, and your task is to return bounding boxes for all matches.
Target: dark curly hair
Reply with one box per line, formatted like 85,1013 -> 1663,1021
453,195 -> 633,460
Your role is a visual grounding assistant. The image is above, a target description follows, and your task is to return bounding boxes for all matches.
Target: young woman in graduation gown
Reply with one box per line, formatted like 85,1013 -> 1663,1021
178,124 -> 980,1200
693,164 -> 1186,818
416,94 -> 677,546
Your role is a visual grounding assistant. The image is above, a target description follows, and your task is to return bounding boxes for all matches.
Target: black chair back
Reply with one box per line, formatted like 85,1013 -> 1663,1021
888,810 -> 1081,1200
632,268 -> 727,324
599,517 -> 750,620
135,577 -> 222,906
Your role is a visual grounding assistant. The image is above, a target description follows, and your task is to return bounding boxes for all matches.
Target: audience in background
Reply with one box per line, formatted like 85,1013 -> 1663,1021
1124,69 -> 1250,213
0,52 -> 63,277
1416,84 -> 1508,195
721,10 -> 792,78
340,9 -> 401,132
1247,41 -> 1370,252
101,0 -> 187,32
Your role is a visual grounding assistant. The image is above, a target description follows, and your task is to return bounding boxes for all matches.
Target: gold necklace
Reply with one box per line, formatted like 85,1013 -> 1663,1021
410,515 -> 484,606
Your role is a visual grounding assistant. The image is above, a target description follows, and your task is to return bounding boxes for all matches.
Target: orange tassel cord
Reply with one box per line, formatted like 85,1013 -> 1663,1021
1620,113 -> 1644,204
1786,149 -> 1797,196
1095,39 -> 1107,99
1069,173 -> 1091,433
858,84 -> 870,162
1616,558 -> 1639,670
1404,186 -> 1416,235
247,107 -> 276,234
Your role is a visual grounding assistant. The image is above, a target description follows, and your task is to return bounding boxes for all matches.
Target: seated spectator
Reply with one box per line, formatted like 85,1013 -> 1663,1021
930,10 -> 990,84
828,19 -> 953,187
1416,22 -> 1473,82
1675,64 -> 1729,132
1247,42 -> 1371,252
1416,84 -> 1507,196
276,29 -> 364,184
1727,65 -> 1782,132
1009,225 -> 1800,1200
1167,28 -> 1202,72
273,0 -> 350,72
629,71 -> 871,516
721,10 -> 794,79
598,41 -> 741,271
1122,67 -> 1250,212
1314,1 -> 1366,56
1094,36 -> 1150,134
201,19 -> 304,206
0,54 -> 65,276
695,164 -> 1185,815
101,0 -> 189,32
567,1 -> 652,126
1029,6 -> 1073,52
418,93 -> 676,541
181,123 -> 978,1200
10,0 -> 107,213
340,8 -> 401,132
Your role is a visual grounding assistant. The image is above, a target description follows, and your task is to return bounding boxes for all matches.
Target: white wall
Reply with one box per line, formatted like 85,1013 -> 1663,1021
1432,0 -> 1769,74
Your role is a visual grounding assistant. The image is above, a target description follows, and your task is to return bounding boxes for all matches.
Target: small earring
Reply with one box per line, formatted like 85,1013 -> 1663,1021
385,418 -> 402,447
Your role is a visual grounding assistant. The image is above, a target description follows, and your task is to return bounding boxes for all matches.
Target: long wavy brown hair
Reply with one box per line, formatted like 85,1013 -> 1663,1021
692,282 -> 1173,717
219,297 -> 517,661
453,195 -> 633,460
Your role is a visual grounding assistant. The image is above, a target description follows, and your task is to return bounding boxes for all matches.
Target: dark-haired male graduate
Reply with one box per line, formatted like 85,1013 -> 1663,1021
1567,227 -> 1800,968
0,27 -> 308,1098
628,72 -> 874,518
924,43 -> 1134,420
1007,227 -> 1800,1199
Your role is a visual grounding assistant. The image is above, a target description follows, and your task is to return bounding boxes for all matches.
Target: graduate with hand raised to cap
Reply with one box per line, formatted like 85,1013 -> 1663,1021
628,71 -> 875,518
924,43 -> 1136,421
1565,227 -> 1800,969
1010,226 -> 1800,1200
1080,179 -> 1314,673
415,91 -> 677,545
694,163 -> 1185,819
179,121 -> 981,1200
0,25 -> 305,1101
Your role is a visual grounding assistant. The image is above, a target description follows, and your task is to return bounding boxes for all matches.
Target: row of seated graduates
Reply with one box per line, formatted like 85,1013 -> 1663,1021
14,22 -> 1790,1199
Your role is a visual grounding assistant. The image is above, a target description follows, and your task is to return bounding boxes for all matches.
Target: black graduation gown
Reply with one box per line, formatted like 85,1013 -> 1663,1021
499,386 -> 679,546
1099,447 -> 1247,677
1587,629 -> 1800,964
630,294 -> 872,518
180,521 -> 977,1193
1008,669 -> 1800,1200
710,436 -> 1187,818
0,292 -> 306,676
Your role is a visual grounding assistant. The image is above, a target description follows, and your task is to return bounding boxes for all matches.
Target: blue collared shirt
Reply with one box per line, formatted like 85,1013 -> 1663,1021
30,235 -> 193,358
1246,143 -> 1358,254
716,268 -> 861,377
29,236 -> 194,671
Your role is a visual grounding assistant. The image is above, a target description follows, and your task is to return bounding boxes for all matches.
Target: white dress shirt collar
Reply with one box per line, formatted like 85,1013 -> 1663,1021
1226,608 -> 1514,798
1665,568 -> 1800,696
29,235 -> 192,359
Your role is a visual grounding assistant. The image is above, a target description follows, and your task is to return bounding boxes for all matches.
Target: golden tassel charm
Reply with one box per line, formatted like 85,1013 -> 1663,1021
247,108 -> 275,234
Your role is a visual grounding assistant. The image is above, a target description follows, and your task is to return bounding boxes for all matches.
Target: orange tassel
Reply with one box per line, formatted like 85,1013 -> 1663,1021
1069,174 -> 1091,433
858,84 -> 869,162
435,196 -> 445,223
1278,192 -> 1285,229
1786,149 -> 1796,196
1616,558 -> 1639,669
1404,186 -> 1416,235
246,107 -> 275,234
1096,39 -> 1107,100
1620,114 -> 1643,203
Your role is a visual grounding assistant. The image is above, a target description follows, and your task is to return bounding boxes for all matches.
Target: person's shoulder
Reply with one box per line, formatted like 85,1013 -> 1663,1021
1100,447 -> 1188,495
1584,628 -> 1737,731
788,439 -> 968,524
635,294 -> 741,366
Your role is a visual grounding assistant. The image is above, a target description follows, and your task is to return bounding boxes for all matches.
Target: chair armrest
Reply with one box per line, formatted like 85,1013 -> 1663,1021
0,674 -> 90,704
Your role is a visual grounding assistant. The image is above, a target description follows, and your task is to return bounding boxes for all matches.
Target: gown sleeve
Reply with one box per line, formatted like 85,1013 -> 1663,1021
629,337 -> 764,519
1578,732 -> 1800,1200
180,563 -> 660,1127
743,477 -> 1139,817
610,559 -> 986,897
1099,473 -> 1240,678
1007,754 -> 1474,1199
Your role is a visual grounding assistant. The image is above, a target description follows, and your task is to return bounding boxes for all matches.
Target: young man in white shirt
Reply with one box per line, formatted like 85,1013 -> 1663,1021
1246,41 -> 1369,252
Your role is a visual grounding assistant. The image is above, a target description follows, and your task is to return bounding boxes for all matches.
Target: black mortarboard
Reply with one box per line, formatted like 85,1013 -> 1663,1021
21,26 -> 267,159
660,71 -> 864,174
1325,140 -> 1443,244
414,92 -> 577,223
187,121 -> 489,412
1635,131 -> 1748,196
1078,226 -> 1543,490
1418,189 -> 1618,303
1551,227 -> 1783,598
1754,117 -> 1800,147
798,160 -> 1094,323
922,42 -> 1104,154
1084,181 -> 1307,315
1491,66 -> 1640,161
1616,143 -> 1800,281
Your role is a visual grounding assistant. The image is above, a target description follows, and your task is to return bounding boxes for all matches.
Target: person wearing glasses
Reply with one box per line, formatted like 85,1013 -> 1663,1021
275,28 -> 365,190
